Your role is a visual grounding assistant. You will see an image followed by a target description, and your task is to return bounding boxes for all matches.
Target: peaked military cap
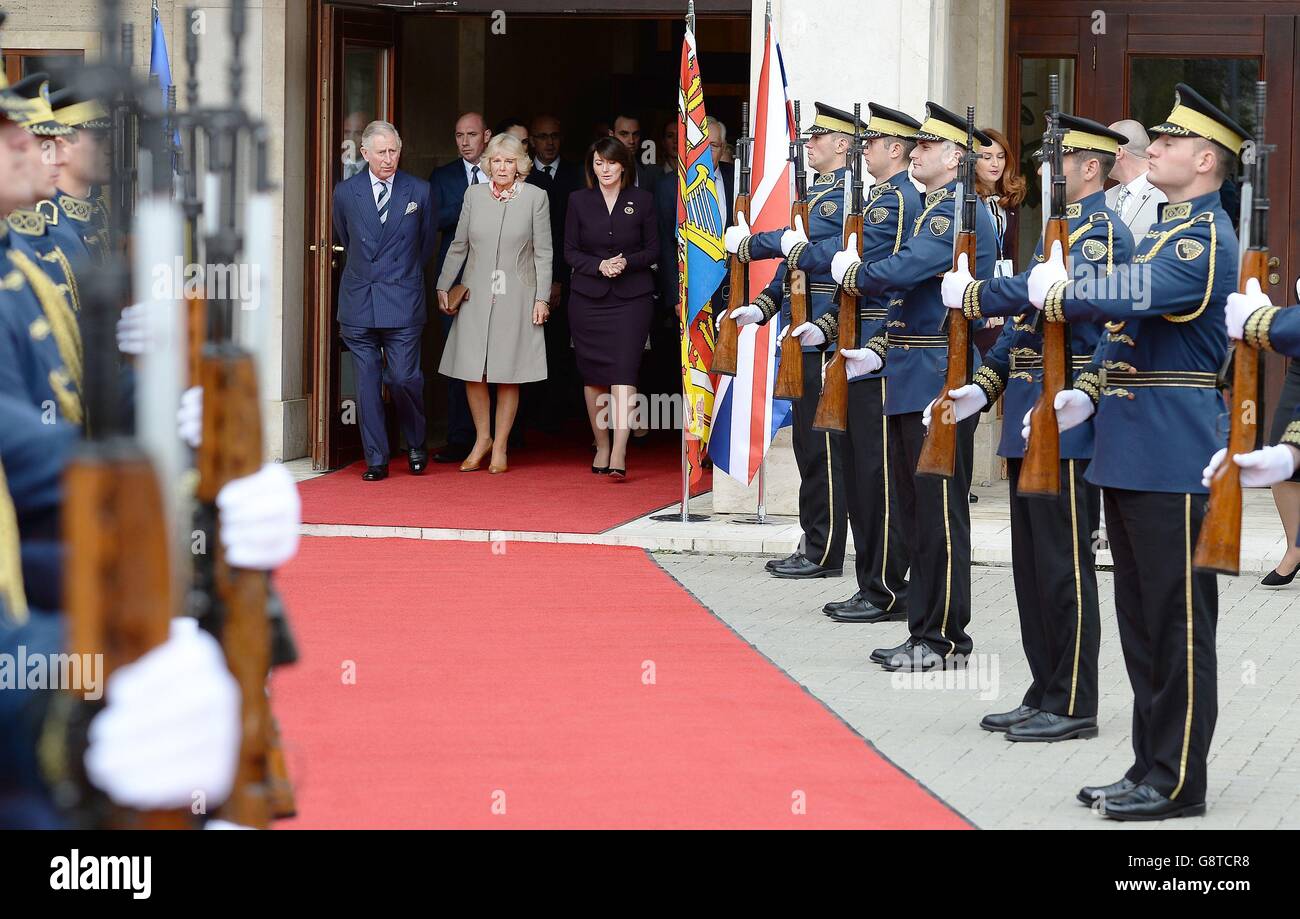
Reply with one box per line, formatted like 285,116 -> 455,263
807,102 -> 866,136
6,73 -> 74,136
1055,113 -> 1128,156
49,86 -> 110,131
1149,82 -> 1250,156
914,101 -> 991,149
862,103 -> 921,140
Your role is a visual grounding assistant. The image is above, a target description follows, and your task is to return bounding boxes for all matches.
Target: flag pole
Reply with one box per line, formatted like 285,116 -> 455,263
652,0 -> 707,525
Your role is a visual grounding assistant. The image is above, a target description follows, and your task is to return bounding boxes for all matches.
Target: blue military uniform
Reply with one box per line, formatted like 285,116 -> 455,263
790,104 -> 924,619
49,189 -> 108,266
0,394 -> 73,829
6,206 -> 83,317
834,102 -> 997,666
0,225 -> 83,425
958,116 -> 1136,735
734,103 -> 854,576
1035,84 -> 1243,817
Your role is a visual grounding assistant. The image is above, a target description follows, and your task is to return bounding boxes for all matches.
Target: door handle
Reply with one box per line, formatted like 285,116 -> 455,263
1268,256 -> 1280,269
333,245 -> 345,253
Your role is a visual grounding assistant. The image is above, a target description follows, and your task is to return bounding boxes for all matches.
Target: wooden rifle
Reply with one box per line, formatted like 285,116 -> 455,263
712,101 -> 750,376
62,0 -> 194,830
1019,74 -> 1068,496
774,100 -> 810,400
1196,80 -> 1270,575
916,106 -> 979,478
188,0 -> 279,828
812,103 -> 864,432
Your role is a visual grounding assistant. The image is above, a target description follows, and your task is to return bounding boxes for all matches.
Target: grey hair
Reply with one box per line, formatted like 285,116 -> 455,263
1108,119 -> 1150,158
705,115 -> 727,142
361,120 -> 402,150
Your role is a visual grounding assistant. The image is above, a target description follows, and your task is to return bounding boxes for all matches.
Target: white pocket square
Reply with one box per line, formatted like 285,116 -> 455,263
404,201 -> 418,215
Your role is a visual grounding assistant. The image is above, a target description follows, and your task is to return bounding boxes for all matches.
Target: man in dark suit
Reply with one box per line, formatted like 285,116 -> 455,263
528,114 -> 583,430
427,111 -> 491,462
333,120 -> 436,481
611,113 -> 660,192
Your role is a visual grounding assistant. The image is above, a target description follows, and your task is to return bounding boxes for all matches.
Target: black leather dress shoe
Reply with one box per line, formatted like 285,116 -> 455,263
979,704 -> 1039,733
770,555 -> 842,579
870,638 -> 913,665
881,643 -> 959,672
823,591 -> 864,614
433,443 -> 472,463
765,552 -> 801,572
1100,783 -> 1206,821
361,465 -> 389,481
408,448 -> 428,475
1076,777 -> 1137,806
1006,710 -> 1098,742
827,597 -> 906,623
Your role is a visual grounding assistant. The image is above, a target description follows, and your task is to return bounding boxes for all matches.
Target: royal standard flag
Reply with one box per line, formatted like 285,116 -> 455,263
676,25 -> 727,485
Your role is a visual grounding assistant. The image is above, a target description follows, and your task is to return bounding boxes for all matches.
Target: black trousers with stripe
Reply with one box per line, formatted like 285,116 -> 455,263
790,350 -> 848,570
1104,488 -> 1218,804
844,377 -> 909,611
889,411 -> 977,656
1007,457 -> 1101,718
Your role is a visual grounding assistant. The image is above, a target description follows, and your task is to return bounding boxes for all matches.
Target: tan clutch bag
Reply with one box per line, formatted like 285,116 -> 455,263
447,283 -> 470,312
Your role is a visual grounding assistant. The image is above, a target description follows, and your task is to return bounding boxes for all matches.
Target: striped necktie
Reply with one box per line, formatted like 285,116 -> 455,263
376,180 -> 389,224
1115,185 -> 1131,220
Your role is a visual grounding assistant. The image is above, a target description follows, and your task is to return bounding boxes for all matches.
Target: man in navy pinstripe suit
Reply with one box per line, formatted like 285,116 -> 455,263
332,120 -> 437,480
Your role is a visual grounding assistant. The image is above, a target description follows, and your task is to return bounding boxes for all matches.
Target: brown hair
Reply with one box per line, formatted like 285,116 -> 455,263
976,127 -> 1027,209
585,137 -> 634,190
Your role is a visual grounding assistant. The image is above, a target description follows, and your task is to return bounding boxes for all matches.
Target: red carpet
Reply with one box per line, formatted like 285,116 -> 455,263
270,537 -> 968,829
299,434 -> 709,534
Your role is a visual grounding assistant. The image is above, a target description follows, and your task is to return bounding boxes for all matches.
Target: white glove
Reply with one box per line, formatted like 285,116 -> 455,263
217,462 -> 302,570
178,385 -> 203,449
941,252 -> 974,310
1202,444 -> 1299,489
717,304 -> 764,331
1026,240 -> 1068,309
1225,277 -> 1273,341
922,384 -> 988,429
723,212 -> 751,254
115,303 -> 148,356
780,214 -> 809,257
784,321 -> 825,348
85,617 -> 240,810
1021,387 -> 1094,442
205,819 -> 255,830
830,233 -> 859,285
841,347 -> 882,379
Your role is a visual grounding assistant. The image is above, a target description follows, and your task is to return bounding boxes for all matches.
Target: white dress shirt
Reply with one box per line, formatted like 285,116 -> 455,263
535,157 -> 560,180
464,158 -> 487,186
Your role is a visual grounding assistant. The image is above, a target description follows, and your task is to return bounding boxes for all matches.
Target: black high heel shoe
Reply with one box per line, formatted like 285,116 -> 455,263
608,467 -> 626,480
1261,561 -> 1300,588
592,464 -> 610,475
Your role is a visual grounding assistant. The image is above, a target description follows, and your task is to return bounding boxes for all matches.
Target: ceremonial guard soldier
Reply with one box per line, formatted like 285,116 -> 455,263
44,86 -> 110,265
940,115 -> 1134,740
828,102 -> 996,672
722,102 -> 856,579
784,103 -> 922,621
0,77 -> 83,424
1024,84 -> 1244,820
5,74 -> 83,314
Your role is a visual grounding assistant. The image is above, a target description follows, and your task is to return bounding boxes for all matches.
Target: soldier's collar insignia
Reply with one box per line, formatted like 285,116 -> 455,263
929,215 -> 952,237
1160,201 -> 1192,221
1176,238 -> 1206,261
1065,202 -> 1082,218
36,200 -> 58,225
59,195 -> 94,222
1081,238 -> 1108,262
925,189 -> 950,207
869,184 -> 884,200
813,172 -> 834,186
7,210 -> 45,236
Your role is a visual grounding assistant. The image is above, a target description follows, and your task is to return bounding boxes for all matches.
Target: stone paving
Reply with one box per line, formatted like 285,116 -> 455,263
655,552 -> 1300,830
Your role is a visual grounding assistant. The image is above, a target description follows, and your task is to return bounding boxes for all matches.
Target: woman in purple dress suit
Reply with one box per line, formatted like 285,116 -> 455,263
564,137 -> 657,479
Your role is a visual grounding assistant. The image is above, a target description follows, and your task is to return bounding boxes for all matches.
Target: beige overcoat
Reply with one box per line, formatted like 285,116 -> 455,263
436,182 -> 552,383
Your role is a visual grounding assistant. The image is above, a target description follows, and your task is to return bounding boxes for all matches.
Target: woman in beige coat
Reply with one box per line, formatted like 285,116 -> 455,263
436,133 -> 552,473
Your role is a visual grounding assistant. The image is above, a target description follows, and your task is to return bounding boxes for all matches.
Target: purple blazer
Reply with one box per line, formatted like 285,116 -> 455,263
564,186 -> 657,300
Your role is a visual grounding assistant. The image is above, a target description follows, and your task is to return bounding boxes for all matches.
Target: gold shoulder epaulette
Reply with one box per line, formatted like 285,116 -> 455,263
35,200 -> 58,225
58,195 -> 94,223
7,210 -> 45,236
